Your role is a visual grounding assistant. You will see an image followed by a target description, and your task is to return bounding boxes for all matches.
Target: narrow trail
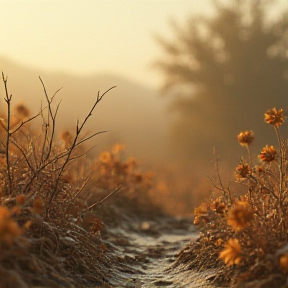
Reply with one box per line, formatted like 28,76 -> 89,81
101,213 -> 219,288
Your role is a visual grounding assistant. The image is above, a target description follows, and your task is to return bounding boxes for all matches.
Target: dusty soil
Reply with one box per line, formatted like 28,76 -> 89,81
1,195 -> 222,288
89,199 -> 221,288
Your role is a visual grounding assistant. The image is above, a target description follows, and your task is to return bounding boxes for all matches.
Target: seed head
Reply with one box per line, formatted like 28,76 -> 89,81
264,108 -> 284,127
235,163 -> 252,181
99,151 -> 112,164
237,131 -> 254,146
227,204 -> 253,231
219,238 -> 242,266
258,145 -> 277,163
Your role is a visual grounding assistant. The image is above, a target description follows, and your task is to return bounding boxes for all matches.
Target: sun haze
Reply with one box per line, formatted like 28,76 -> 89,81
0,0 -> 217,88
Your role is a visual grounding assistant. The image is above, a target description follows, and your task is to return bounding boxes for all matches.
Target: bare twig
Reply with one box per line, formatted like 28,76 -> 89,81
10,110 -> 43,135
47,86 -> 116,216
2,72 -> 12,195
10,139 -> 35,173
212,147 -> 231,204
74,131 -> 107,147
39,77 -> 62,163
73,172 -> 93,199
81,186 -> 122,213
22,130 -> 106,194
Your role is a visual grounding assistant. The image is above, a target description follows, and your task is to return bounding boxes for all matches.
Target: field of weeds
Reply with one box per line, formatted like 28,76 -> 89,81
180,108 -> 288,287
0,73 -> 164,287
1,73 -> 288,288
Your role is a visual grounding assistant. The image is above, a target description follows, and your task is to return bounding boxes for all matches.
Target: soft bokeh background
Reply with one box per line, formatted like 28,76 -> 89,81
0,0 -> 216,88
0,0 -> 218,167
1,0 -> 288,214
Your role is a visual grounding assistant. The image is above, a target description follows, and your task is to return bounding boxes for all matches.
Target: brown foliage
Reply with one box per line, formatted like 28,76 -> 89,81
178,107 -> 288,286
0,74 -> 122,287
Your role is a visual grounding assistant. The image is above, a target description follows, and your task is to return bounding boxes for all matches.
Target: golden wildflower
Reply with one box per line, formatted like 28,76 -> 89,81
258,145 -> 277,163
0,206 -> 22,245
237,131 -> 254,146
219,238 -> 242,266
99,151 -> 112,164
227,204 -> 253,231
112,144 -> 125,155
280,253 -> 288,272
211,198 -> 227,214
194,203 -> 210,224
194,202 -> 208,216
235,163 -> 252,181
264,108 -> 284,127
235,196 -> 250,208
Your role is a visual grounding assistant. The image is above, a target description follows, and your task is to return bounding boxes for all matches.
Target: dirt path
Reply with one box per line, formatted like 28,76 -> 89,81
101,214 -> 220,288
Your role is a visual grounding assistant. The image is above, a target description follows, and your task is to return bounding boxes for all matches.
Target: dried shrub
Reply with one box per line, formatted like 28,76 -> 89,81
177,107 -> 288,286
0,73 -> 122,287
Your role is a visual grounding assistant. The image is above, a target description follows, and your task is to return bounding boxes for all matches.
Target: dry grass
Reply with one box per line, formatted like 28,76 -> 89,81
177,107 -> 288,287
3,72 -> 287,287
0,74 -> 158,287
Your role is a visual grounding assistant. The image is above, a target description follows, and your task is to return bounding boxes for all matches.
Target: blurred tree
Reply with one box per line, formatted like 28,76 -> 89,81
156,0 -> 288,167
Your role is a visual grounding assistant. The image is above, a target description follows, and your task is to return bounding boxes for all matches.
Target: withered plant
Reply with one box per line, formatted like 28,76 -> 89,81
177,107 -> 288,287
0,73 -> 122,287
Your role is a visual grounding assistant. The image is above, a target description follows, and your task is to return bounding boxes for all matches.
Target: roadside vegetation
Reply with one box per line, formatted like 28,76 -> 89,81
2,72 -> 288,288
0,74 -> 161,287
177,107 -> 288,287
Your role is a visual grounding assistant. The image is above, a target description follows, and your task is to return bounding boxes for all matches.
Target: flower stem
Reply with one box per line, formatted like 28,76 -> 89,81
274,125 -> 285,237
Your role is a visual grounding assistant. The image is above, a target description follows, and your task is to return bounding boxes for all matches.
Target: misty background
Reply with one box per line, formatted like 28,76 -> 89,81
0,57 -> 171,169
1,0 -> 288,213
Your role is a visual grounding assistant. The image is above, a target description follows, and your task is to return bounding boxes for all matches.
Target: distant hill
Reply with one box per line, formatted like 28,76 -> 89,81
0,57 -> 171,167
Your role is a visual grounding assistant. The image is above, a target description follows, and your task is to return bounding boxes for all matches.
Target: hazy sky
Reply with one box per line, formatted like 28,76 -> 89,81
1,0 -> 287,88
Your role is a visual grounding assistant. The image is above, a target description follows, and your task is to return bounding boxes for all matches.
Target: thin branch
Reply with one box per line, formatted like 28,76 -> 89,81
81,186 -> 122,213
65,145 -> 96,162
39,77 -> 62,162
212,147 -> 231,204
248,174 -> 279,200
22,131 -> 104,194
47,86 -> 116,215
74,131 -> 106,147
2,72 -> 12,195
53,146 -> 96,172
207,176 -> 226,193
10,139 -> 35,173
63,172 -> 94,217
76,86 -> 116,135
73,172 -> 93,199
10,110 -> 44,135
